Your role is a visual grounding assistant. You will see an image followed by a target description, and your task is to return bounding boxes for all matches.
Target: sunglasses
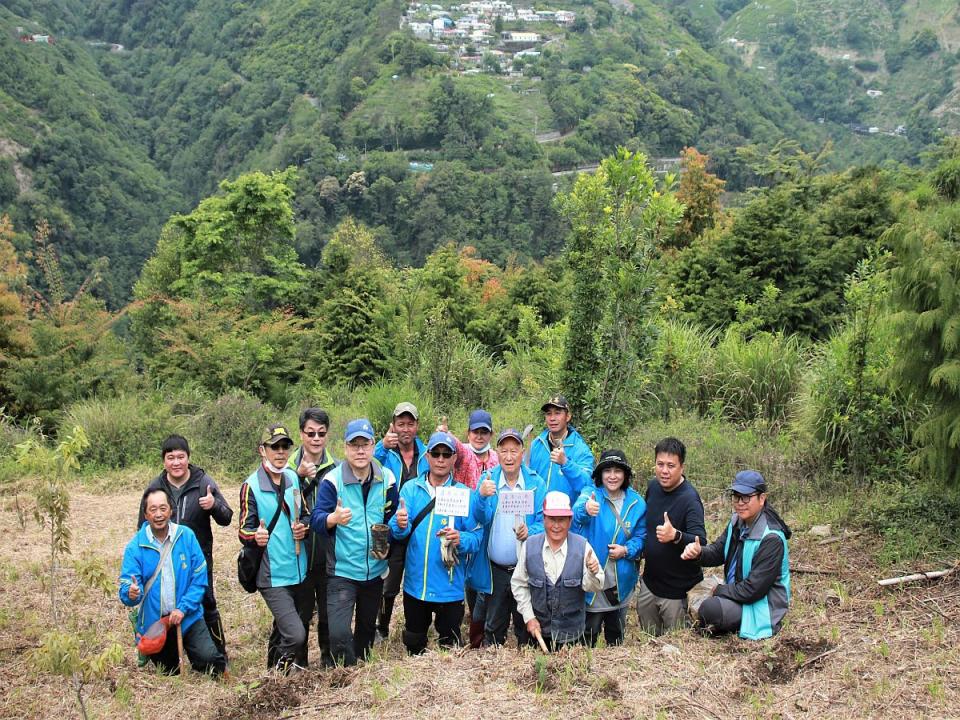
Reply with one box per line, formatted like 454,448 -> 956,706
302,430 -> 327,438
266,442 -> 292,451
732,491 -> 760,504
429,450 -> 455,459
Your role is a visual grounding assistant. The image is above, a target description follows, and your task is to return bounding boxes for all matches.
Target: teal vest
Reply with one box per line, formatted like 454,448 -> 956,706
723,517 -> 791,640
328,460 -> 393,582
247,467 -> 308,588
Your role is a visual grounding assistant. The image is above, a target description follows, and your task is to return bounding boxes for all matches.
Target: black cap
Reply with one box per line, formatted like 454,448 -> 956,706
541,395 -> 570,412
592,449 -> 633,481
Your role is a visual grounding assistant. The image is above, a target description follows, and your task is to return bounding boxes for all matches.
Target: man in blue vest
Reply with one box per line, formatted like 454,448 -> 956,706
238,424 -> 311,673
528,395 -> 594,504
511,491 -> 604,650
375,401 -> 430,641
681,470 -> 792,639
311,419 -> 402,666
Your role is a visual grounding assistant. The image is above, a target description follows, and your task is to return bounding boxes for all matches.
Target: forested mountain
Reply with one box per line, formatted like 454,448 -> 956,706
0,0 -> 955,305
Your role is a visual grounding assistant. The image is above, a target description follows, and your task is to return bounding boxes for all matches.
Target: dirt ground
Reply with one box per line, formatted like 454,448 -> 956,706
1,485 -> 958,720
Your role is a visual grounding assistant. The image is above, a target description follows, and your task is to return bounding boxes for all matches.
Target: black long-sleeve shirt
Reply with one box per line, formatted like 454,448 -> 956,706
700,512 -> 786,605
642,478 -> 708,599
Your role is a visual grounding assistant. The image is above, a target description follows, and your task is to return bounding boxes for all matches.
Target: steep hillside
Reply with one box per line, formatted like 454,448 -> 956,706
0,0 -> 950,303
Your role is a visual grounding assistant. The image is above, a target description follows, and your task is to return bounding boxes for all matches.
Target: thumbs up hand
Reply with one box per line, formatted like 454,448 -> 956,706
255,519 -> 270,547
297,458 -> 318,479
327,497 -> 352,528
199,485 -> 215,511
396,498 -> 409,530
681,535 -> 702,561
383,422 -> 399,449
585,547 -> 600,575
585,492 -> 600,517
479,477 -> 496,497
656,511 -> 676,544
128,576 -> 140,601
436,416 -> 449,433
549,446 -> 567,466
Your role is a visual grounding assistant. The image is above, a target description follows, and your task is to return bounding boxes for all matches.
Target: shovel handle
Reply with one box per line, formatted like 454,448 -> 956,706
177,623 -> 186,673
533,628 -> 549,653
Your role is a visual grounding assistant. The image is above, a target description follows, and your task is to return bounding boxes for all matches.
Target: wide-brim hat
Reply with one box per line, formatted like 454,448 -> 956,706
592,448 -> 633,481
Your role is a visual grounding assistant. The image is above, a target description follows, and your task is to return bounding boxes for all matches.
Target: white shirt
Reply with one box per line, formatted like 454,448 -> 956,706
511,534 -> 604,623
146,522 -> 178,616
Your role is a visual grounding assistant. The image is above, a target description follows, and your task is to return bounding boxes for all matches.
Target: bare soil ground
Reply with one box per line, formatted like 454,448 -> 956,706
1,485 -> 958,720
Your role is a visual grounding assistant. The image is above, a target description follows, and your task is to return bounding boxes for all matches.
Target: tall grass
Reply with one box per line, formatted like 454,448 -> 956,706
648,319 -> 718,417
708,330 -> 807,428
62,393 -> 184,469
186,390 -> 275,478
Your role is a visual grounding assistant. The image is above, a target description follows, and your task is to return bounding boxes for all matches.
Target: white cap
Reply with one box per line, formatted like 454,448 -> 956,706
543,491 -> 573,517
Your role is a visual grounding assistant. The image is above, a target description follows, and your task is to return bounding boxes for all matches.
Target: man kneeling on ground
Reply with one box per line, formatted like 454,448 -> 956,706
681,470 -> 792,640
120,488 -> 226,675
511,491 -> 604,650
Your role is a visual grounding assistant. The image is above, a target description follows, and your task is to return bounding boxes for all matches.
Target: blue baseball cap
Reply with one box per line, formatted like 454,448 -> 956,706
426,431 -> 457,453
344,418 -> 375,443
468,409 -> 493,432
730,470 -> 767,494
496,428 -> 524,447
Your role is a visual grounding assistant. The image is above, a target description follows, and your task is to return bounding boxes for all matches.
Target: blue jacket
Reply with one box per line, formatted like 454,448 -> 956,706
238,466 -> 309,588
374,437 -> 429,490
572,485 -> 647,606
119,522 -> 207,639
310,459 -> 400,582
388,473 -> 482,602
466,465 -> 547,594
528,426 -> 594,503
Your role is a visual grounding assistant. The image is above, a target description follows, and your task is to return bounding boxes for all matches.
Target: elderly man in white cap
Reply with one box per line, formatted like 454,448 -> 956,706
511,491 -> 604,650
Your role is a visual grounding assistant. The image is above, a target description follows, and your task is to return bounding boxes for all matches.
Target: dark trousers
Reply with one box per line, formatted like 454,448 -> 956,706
697,596 -> 743,635
302,558 -> 331,665
484,563 -> 529,647
262,583 -> 313,671
148,618 -> 226,675
585,606 -> 628,647
201,564 -> 227,658
402,593 -> 464,654
378,541 -> 406,635
327,575 -> 383,666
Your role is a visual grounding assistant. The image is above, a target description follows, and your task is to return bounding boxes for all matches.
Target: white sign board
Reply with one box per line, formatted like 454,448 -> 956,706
498,490 -> 534,516
435,486 -> 471,517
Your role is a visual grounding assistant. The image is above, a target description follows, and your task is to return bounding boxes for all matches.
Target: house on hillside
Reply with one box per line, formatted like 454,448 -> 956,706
20,33 -> 55,44
501,31 -> 540,48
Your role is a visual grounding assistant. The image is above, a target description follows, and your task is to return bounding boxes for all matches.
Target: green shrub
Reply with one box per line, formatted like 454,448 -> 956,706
62,393 -> 183,469
499,308 -> 566,402
360,381 -> 437,439
708,330 -> 806,428
186,390 -> 276,478
796,322 -> 916,480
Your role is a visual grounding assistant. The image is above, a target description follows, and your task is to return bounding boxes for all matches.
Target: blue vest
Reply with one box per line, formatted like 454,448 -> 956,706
245,467 -> 308,588
526,533 -> 587,642
722,515 -> 791,639
327,460 -> 394,582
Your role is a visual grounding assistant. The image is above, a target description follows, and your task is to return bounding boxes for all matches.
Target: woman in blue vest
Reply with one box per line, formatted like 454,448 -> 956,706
572,449 -> 647,646
681,470 -> 791,640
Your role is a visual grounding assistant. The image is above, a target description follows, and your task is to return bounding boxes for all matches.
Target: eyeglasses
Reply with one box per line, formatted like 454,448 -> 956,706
732,492 -> 759,504
429,450 -> 455,459
346,441 -> 373,450
303,430 -> 327,438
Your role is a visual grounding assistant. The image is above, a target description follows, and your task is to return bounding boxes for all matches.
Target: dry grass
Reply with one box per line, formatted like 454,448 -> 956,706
1,485 -> 959,719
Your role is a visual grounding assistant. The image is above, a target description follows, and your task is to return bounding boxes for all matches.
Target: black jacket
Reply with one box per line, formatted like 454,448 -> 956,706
699,506 -> 791,606
138,465 -> 233,561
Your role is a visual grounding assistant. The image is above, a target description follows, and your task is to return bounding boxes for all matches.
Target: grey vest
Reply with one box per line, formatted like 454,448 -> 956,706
526,533 -> 587,642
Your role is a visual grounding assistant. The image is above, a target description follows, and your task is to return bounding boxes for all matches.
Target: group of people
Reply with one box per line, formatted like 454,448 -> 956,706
118,395 -> 792,677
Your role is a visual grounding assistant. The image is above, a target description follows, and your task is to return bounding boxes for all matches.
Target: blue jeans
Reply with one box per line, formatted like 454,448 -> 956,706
327,576 -> 383,666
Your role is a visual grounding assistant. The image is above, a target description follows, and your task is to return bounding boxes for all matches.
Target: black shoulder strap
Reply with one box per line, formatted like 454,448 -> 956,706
409,497 -> 436,536
266,491 -> 285,534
